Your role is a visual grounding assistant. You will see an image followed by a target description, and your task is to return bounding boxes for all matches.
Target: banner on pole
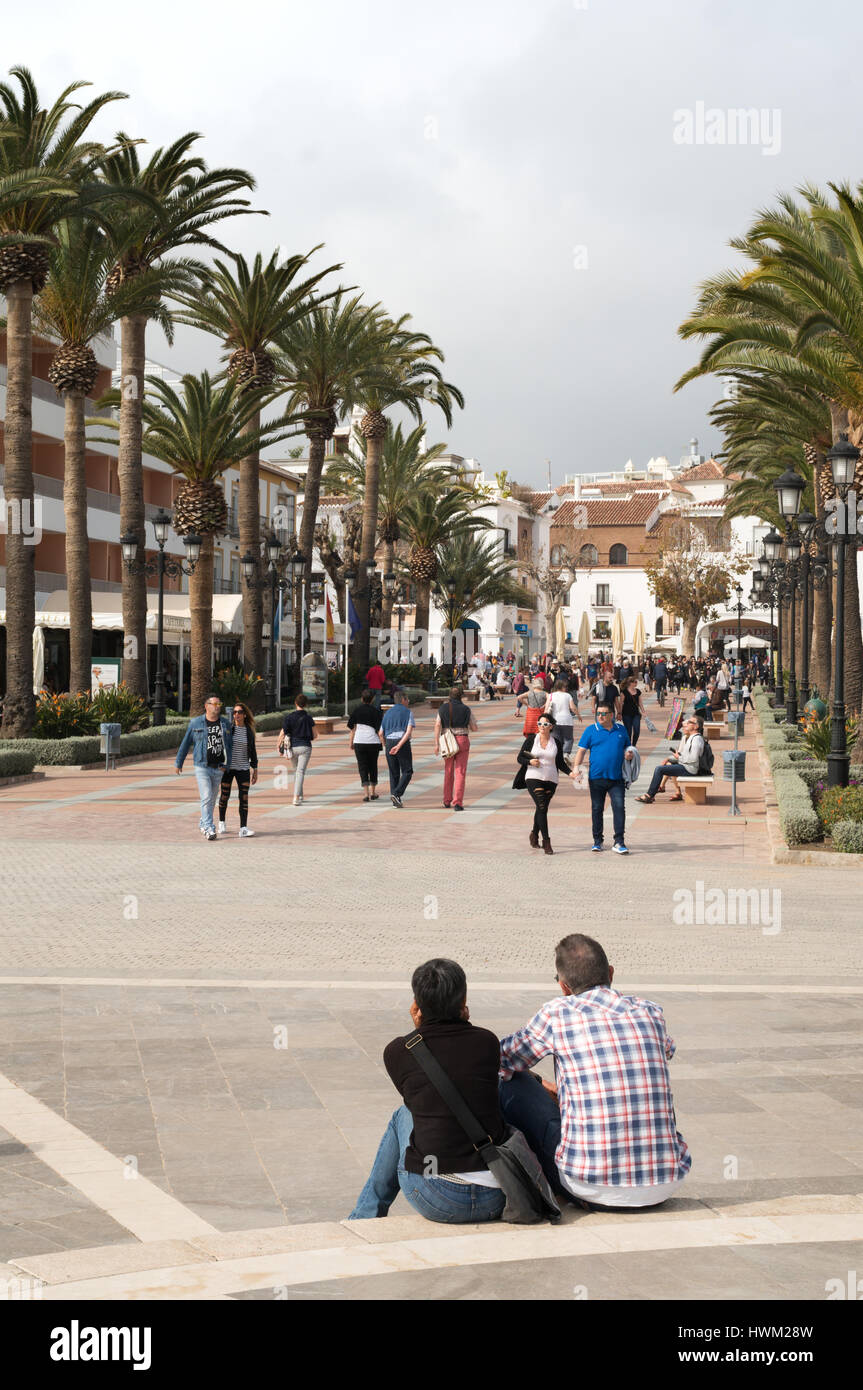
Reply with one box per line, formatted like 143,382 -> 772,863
664,697 -> 684,740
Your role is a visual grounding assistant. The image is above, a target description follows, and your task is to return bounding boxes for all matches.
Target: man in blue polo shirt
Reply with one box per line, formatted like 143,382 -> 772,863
570,701 -> 633,854
382,690 -> 415,808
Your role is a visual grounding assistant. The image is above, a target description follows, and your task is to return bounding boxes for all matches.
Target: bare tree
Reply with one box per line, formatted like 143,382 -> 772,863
518,543 -> 587,650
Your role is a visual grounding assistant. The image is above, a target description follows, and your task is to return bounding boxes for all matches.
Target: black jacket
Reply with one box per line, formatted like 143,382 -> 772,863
512,733 -> 570,789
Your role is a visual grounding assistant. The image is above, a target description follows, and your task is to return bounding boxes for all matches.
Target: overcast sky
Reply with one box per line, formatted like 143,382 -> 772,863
7,0 -> 861,483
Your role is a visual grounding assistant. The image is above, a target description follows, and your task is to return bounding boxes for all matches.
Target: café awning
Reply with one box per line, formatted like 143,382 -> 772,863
10,591 -> 249,637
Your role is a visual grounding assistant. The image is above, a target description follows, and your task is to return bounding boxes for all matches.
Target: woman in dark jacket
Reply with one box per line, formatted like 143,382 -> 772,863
218,701 -> 259,837
513,711 -> 574,855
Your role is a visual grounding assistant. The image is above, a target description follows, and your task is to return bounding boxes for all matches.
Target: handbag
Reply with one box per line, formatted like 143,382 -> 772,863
439,698 -> 459,758
404,1031 -> 561,1225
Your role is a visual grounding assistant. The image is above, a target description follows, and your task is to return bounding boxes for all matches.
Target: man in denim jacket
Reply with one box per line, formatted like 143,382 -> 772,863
175,694 -> 234,840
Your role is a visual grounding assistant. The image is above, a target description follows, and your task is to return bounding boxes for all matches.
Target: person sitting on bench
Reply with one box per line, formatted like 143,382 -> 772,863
637,716 -> 705,804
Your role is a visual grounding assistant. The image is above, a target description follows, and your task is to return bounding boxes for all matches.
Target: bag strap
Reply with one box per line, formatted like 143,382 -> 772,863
404,1031 -> 495,1153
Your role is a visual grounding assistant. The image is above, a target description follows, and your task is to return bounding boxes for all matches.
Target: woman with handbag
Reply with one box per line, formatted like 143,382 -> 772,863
434,686 -> 477,811
348,959 -> 506,1224
517,676 -> 548,737
513,711 -> 573,856
277,692 -> 318,805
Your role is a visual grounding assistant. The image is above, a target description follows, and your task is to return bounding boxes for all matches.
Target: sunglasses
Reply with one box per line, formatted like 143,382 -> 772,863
537,720 -> 552,728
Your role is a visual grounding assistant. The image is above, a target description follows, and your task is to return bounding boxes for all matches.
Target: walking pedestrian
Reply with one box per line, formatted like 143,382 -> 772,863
434,686 -> 477,810
513,711 -> 574,856
382,690 -> 415,808
518,676 -> 548,736
347,689 -> 383,801
218,701 -> 258,837
570,702 -> 634,854
741,680 -> 754,712
175,694 -> 233,841
619,675 -> 646,747
278,692 -> 318,805
365,659 -> 387,710
545,679 -> 581,758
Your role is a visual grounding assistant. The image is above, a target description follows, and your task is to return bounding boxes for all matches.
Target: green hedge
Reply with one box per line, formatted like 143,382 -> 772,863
0,748 -> 38,777
795,761 -> 829,790
832,820 -> 863,854
773,768 -> 822,845
0,724 -> 186,765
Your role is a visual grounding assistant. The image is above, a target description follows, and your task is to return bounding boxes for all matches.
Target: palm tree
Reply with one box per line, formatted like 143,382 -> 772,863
401,486 -> 489,638
343,317 -> 465,663
0,67 -> 127,734
322,421 -> 454,629
173,248 -> 342,675
91,373 -> 302,712
97,133 -> 261,698
277,294 -> 391,663
32,221 -> 173,693
433,529 -> 524,632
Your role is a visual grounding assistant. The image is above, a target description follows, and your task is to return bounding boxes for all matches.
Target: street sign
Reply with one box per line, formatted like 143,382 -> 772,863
514,623 -> 528,633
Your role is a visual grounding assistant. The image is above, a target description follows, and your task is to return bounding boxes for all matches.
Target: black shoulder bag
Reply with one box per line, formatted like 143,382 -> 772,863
404,1031 -> 561,1224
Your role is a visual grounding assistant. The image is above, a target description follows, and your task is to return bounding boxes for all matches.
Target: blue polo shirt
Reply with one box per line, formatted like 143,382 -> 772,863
578,720 -> 629,781
381,704 -> 415,740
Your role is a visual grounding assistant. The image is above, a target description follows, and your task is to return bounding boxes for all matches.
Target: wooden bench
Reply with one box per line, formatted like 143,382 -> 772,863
703,722 -> 724,742
710,709 -> 727,725
463,689 -> 480,703
428,696 -> 446,710
679,775 -> 714,805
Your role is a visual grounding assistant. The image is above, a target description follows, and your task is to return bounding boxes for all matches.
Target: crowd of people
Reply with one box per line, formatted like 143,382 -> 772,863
173,648 -> 765,843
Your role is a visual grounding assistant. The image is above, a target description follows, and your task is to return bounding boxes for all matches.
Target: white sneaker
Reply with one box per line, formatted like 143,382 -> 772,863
293,797 -> 302,806
218,821 -> 227,836
238,827 -> 255,837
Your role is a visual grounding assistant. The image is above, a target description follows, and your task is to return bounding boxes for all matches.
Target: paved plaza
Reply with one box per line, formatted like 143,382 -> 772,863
0,694 -> 861,1300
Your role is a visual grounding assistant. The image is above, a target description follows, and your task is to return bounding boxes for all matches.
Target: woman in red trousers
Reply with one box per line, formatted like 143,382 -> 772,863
434,686 -> 478,810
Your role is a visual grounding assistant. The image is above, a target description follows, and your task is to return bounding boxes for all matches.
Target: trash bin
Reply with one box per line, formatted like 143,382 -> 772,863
100,722 -> 121,770
727,710 -> 745,736
723,750 -> 746,782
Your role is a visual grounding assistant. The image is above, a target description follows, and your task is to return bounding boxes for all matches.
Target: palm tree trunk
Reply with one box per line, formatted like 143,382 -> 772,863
380,539 -> 395,631
844,542 -> 862,716
64,392 -> 93,694
239,412 -> 263,675
118,314 -> 149,699
1,279 -> 36,736
189,533 -> 215,715
357,428 -> 384,665
296,428 -> 329,670
414,580 -> 431,641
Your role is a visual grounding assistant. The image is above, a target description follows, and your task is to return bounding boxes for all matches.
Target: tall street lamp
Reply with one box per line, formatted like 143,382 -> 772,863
782,526 -> 802,726
121,510 -> 201,726
773,466 -> 805,724
826,432 -> 860,787
343,568 -> 356,716
796,510 -> 817,707
762,527 -> 784,704
242,532 -> 289,714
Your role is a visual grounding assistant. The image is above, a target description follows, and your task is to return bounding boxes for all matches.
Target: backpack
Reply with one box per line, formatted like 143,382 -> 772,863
697,738 -> 714,775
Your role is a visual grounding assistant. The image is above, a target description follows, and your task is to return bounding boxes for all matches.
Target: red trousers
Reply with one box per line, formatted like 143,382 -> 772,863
443,735 -> 470,806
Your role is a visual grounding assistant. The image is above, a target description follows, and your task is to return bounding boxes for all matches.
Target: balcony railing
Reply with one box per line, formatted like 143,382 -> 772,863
593,592 -> 614,609
0,364 -> 112,417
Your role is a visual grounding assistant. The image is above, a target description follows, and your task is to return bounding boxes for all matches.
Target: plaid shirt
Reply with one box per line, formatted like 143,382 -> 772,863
499,987 -> 691,1189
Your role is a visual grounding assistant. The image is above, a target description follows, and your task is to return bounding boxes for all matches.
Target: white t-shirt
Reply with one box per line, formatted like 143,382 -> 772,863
525,734 -> 560,784
548,691 -> 575,726
561,1172 -> 686,1206
352,724 -> 381,745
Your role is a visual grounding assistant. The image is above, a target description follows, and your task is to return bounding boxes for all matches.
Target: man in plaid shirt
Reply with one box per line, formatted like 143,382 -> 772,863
499,934 -> 691,1208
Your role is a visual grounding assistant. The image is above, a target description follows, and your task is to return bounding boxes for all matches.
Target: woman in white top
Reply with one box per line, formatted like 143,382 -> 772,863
544,678 -> 582,756
512,711 -> 573,856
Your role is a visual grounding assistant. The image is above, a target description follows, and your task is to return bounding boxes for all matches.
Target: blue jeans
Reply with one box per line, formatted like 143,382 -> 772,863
589,777 -> 626,845
349,1105 -> 505,1223
647,762 -> 697,797
386,741 -> 414,798
498,1073 -> 568,1198
194,767 -> 223,833
622,714 -> 641,747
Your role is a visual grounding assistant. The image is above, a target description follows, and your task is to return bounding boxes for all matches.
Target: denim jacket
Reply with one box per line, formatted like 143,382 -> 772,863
176,715 -> 233,771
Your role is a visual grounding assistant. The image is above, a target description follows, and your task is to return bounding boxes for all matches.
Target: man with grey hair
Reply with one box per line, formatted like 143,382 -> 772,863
498,933 -> 690,1208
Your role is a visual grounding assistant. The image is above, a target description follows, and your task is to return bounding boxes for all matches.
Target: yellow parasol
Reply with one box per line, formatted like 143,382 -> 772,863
555,606 -> 568,657
577,611 -> 591,660
611,609 -> 625,660
632,612 -> 646,659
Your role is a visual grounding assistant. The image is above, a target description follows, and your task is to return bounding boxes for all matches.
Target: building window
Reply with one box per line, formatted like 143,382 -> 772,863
596,583 -> 610,606
580,543 -> 598,566
230,552 -> 240,592
609,543 -> 628,566
655,615 -> 664,637
550,545 -> 562,565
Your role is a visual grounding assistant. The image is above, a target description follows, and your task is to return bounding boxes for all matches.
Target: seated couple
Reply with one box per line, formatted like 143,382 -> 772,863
349,934 -> 691,1223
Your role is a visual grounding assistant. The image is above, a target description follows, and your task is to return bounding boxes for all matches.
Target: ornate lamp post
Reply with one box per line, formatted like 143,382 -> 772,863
782,526 -> 802,726
242,532 -> 287,714
730,583 -> 745,705
343,568 -> 356,716
796,510 -> 817,707
762,528 -> 784,703
826,432 -> 860,787
121,510 -> 201,726
773,467 -> 805,724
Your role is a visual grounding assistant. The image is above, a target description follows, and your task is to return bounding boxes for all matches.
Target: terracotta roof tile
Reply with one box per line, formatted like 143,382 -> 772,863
677,458 -> 725,482
554,494 -> 661,527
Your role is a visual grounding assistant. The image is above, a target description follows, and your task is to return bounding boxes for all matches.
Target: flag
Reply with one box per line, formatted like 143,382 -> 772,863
347,590 -> 361,637
326,593 -> 335,642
